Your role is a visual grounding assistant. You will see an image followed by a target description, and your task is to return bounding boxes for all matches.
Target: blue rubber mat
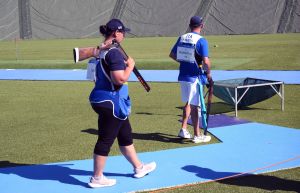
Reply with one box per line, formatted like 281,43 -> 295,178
186,114 -> 250,130
135,70 -> 300,84
1,123 -> 299,193
0,69 -> 87,81
0,69 -> 299,84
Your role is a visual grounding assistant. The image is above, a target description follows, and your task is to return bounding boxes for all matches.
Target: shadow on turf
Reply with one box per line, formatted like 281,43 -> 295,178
182,165 -> 300,192
132,132 -> 190,144
0,161 -> 29,168
0,161 -> 131,188
176,102 -> 235,114
82,128 -> 98,135
177,102 -> 272,115
82,128 -> 190,144
135,112 -> 176,116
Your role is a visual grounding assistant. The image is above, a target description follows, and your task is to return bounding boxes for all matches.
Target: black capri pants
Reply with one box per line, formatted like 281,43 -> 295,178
91,103 -> 133,156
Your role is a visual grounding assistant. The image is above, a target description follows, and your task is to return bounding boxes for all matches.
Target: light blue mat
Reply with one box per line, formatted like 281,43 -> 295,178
0,69 -> 299,84
1,123 -> 299,193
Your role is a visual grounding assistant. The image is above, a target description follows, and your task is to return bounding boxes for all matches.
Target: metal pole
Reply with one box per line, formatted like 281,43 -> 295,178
281,83 -> 284,111
18,0 -> 32,39
15,38 -> 19,61
235,87 -> 238,117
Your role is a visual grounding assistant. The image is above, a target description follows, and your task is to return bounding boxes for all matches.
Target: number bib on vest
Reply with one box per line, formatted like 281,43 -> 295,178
177,46 -> 195,63
176,33 -> 202,63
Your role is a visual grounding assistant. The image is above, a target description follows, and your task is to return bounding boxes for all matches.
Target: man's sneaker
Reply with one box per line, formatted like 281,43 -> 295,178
178,129 -> 192,139
88,175 -> 116,188
134,162 -> 156,178
192,135 -> 211,143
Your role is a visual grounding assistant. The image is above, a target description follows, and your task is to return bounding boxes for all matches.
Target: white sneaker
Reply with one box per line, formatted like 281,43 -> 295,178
192,135 -> 211,143
88,175 -> 116,188
134,162 -> 156,178
178,129 -> 192,139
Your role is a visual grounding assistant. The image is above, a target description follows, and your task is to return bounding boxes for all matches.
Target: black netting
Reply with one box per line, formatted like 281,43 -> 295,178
0,0 -> 299,40
213,78 -> 281,107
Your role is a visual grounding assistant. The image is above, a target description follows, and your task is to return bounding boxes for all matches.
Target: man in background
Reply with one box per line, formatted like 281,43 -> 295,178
169,16 -> 212,143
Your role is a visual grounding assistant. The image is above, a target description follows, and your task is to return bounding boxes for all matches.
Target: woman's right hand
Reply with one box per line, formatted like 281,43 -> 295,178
125,56 -> 135,71
111,56 -> 135,85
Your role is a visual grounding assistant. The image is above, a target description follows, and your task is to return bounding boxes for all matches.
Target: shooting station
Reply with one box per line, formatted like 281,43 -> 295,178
213,78 -> 284,117
0,0 -> 300,193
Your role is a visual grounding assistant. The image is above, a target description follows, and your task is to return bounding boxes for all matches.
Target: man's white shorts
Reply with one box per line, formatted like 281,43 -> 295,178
180,80 -> 201,106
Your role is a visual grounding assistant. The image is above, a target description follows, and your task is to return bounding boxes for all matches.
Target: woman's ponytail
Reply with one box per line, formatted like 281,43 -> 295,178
99,25 -> 107,36
99,25 -> 114,38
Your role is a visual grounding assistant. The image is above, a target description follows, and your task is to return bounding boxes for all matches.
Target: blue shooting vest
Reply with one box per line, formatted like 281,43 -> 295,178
176,32 -> 207,84
89,48 -> 131,120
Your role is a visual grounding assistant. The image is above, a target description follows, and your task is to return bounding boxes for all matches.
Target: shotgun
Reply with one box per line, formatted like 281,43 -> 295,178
73,42 -> 150,92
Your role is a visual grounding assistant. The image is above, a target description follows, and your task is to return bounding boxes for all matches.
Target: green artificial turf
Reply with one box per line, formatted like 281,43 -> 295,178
0,33 -> 299,70
0,33 -> 299,192
1,81 -> 299,165
0,81 -> 299,192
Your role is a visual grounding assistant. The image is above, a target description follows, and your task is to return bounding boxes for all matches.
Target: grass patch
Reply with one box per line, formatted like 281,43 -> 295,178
0,81 -> 299,192
0,81 -> 214,165
0,81 -> 299,163
1,34 -> 299,70
0,33 -> 299,192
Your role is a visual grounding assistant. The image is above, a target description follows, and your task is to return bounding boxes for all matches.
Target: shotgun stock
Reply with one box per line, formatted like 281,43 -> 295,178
73,47 -> 99,63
